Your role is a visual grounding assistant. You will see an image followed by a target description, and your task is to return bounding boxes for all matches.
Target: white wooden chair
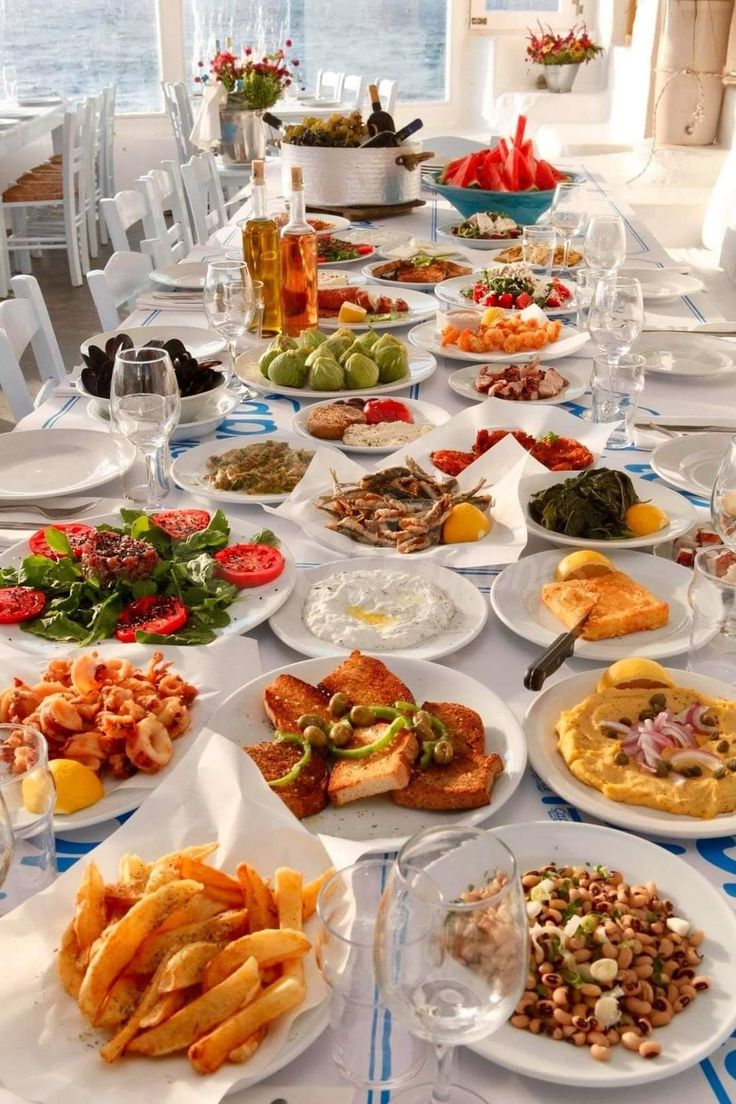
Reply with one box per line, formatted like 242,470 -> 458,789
315,70 -> 345,101
341,75 -> 367,111
374,79 -> 398,117
100,188 -> 148,254
82,94 -> 104,258
137,162 -> 193,263
162,81 -> 196,163
86,249 -> 157,330
0,274 -> 66,421
99,84 -> 117,200
180,151 -> 226,244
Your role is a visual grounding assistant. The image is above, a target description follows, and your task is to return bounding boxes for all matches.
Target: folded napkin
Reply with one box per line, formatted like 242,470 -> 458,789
190,81 -> 224,151
643,311 -> 736,334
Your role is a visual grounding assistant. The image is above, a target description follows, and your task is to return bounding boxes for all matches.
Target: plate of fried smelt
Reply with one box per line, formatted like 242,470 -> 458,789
58,844 -> 334,1075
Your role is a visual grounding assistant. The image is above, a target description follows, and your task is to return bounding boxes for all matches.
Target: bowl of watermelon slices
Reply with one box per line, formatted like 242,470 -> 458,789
429,116 -> 576,224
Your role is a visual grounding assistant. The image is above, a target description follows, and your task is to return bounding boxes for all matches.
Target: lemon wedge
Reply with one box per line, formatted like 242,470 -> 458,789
337,302 -> 368,324
597,658 -> 674,692
47,759 -> 104,815
481,306 -> 505,327
442,502 -> 492,544
625,503 -> 668,537
555,550 -> 614,582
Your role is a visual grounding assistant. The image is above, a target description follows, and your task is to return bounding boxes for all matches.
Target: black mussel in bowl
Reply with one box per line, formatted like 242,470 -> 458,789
80,334 -> 225,399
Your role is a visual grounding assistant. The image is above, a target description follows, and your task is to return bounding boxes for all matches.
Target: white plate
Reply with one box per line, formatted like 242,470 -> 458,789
434,272 -> 576,317
299,97 -> 342,107
319,287 -> 438,331
86,390 -> 240,442
207,654 -> 526,850
291,396 -> 451,454
635,332 -> 736,379
624,268 -> 704,302
149,262 -> 207,290
0,429 -> 135,500
0,512 -> 297,655
408,319 -> 590,364
337,227 -> 413,251
491,548 -> 695,661
80,325 -> 226,360
650,432 -> 730,498
362,258 -> 473,291
300,213 -> 352,237
237,342 -> 437,399
435,222 -> 521,251
521,469 -> 697,549
170,431 -> 338,505
448,362 -> 588,405
318,244 -> 376,266
472,820 -> 736,1083
525,665 -> 736,839
269,556 -> 488,660
76,372 -> 228,422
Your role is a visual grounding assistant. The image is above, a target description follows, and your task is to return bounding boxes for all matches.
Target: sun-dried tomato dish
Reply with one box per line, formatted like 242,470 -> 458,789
431,429 -> 594,476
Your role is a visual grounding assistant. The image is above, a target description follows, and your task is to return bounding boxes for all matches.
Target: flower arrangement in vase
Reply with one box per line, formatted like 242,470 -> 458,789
526,23 -> 603,93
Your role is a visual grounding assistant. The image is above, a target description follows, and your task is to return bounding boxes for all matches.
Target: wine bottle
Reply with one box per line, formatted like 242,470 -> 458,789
279,165 -> 318,336
242,160 -> 282,337
360,118 -> 423,149
262,112 -> 283,134
366,84 -> 395,136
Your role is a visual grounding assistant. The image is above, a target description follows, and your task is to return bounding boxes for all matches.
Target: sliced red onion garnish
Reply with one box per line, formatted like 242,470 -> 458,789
668,748 -> 722,772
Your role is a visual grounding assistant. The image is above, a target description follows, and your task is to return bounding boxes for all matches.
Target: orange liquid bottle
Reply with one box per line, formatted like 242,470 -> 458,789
241,159 -> 281,337
279,165 -> 318,336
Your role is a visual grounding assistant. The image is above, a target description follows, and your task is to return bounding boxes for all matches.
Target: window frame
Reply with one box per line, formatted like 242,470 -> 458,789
469,0 -> 586,34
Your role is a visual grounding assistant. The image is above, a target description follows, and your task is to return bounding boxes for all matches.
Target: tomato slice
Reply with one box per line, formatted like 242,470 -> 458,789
0,586 -> 46,624
356,243 -> 374,255
363,399 -> 413,425
28,523 -> 95,560
214,544 -> 285,588
151,510 -> 211,540
115,594 -> 189,643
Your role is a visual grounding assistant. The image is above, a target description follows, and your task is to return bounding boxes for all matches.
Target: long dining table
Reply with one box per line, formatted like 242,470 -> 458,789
5,163 -> 736,1104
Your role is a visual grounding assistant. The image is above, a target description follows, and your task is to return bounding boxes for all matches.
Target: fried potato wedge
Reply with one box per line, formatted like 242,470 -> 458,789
157,893 -> 227,934
138,988 -> 189,1030
57,922 -> 84,1000
178,859 -> 241,894
128,909 -> 249,976
73,863 -> 107,956
202,928 -> 310,991
236,863 -> 277,932
118,853 -> 149,891
275,867 -> 305,988
100,952 -> 178,1063
96,975 -> 147,1029
158,941 -> 226,993
228,1024 -> 268,1064
301,868 -> 334,922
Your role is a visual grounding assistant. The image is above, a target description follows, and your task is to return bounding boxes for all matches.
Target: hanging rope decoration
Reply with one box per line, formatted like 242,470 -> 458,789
627,65 -> 719,183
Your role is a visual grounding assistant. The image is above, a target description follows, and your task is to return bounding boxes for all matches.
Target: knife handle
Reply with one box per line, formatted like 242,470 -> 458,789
524,629 -> 578,692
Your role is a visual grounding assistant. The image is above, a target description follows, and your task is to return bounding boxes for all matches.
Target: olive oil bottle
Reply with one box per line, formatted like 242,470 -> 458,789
279,165 -> 318,336
241,160 -> 281,336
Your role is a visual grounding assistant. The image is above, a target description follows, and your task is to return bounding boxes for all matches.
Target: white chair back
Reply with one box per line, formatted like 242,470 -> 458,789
100,189 -> 148,253
162,81 -> 196,163
100,84 -> 117,198
341,75 -> 367,110
82,94 -> 104,257
315,70 -> 345,101
180,151 -> 226,244
62,102 -> 91,276
0,274 -> 66,420
86,250 -> 154,330
375,78 -> 398,117
137,162 -> 193,264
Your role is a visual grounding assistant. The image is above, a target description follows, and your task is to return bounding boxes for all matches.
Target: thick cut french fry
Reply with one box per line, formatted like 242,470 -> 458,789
144,857 -> 183,893
157,894 -> 226,934
77,879 -> 203,1023
274,868 -> 304,988
236,863 -> 277,932
202,928 -> 310,991
301,868 -> 335,922
201,885 -> 244,909
178,858 -> 241,893
188,977 -> 305,1075
100,951 -> 178,1063
104,882 -> 144,912
138,988 -> 189,1030
158,942 -> 225,993
128,910 -> 249,976
157,843 -> 218,866
73,863 -> 107,955
57,922 -> 84,999
228,1024 -> 268,1064
96,975 -> 147,1029
128,956 -> 261,1057
118,853 -> 149,891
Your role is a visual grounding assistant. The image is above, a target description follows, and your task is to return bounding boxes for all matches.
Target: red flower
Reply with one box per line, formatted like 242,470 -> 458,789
194,75 -> 201,83
293,59 -> 300,67
285,38 -> 292,47
197,59 -> 204,67
244,46 -> 252,56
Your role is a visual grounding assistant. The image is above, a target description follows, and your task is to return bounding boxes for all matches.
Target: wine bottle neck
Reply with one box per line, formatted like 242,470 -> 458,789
251,179 -> 269,219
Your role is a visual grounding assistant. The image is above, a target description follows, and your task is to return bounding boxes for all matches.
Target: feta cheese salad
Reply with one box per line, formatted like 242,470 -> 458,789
462,262 -> 573,312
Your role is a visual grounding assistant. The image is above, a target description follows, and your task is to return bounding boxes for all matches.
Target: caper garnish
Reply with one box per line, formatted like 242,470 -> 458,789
303,725 -> 327,749
727,758 -> 736,772
329,720 -> 353,747
713,765 -> 727,780
349,705 -> 375,727
638,709 -> 655,722
600,723 -> 622,739
702,710 -> 717,728
432,739 -> 454,765
413,710 -> 433,729
717,739 -> 730,754
618,717 -> 632,727
614,751 -> 630,766
654,760 -> 670,777
329,692 -> 349,718
649,693 -> 667,712
297,713 -> 327,733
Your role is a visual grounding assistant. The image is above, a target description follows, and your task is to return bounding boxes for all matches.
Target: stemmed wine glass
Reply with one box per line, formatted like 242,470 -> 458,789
374,825 -> 528,1104
711,435 -> 736,547
110,347 -> 180,512
583,214 -> 627,274
548,181 -> 588,272
587,275 -> 643,374
203,259 -> 255,393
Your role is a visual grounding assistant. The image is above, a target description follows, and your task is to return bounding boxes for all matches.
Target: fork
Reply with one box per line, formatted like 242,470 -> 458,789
0,499 -> 99,519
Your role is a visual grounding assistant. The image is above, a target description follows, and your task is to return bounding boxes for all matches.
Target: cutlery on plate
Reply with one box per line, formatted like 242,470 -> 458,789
635,422 -> 736,434
524,611 -> 592,692
0,500 -> 99,519
642,323 -> 736,335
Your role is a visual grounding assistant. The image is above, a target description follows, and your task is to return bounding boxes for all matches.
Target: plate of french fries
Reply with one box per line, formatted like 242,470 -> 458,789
0,732 -> 333,1102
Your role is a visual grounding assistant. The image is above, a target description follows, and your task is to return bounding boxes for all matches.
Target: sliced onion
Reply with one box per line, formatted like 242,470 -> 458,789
668,748 -> 723,774
597,720 -> 632,737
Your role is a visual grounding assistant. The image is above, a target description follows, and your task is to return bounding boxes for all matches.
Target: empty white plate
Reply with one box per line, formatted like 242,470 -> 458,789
0,429 -> 135,499
149,262 -> 207,290
624,268 -> 704,302
650,432 -> 730,498
635,332 -> 736,378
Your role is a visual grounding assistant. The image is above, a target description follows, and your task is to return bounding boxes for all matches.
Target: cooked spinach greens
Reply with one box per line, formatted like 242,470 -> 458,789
528,468 -> 641,539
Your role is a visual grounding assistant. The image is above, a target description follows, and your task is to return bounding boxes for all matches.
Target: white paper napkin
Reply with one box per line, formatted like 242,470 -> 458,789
190,83 -> 225,152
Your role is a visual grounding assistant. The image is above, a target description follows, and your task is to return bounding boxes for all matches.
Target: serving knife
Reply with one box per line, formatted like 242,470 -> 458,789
523,612 -> 592,692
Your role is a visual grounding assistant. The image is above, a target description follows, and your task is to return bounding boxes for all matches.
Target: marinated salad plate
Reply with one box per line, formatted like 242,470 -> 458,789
409,317 -> 589,365
267,432 -> 529,567
472,820 -> 736,1086
447,361 -> 588,406
435,211 -> 522,250
0,732 -> 331,1103
435,262 -> 575,316
268,556 -> 488,661
0,509 -> 296,654
291,395 -> 451,455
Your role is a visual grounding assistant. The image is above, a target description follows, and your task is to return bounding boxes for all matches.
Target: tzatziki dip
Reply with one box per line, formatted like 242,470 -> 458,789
303,570 -> 457,650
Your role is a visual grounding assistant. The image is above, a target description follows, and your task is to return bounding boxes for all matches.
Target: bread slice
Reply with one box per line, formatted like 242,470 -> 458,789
541,571 -> 669,642
327,722 -> 419,807
263,674 -> 333,733
244,741 -> 329,819
318,651 -> 415,708
421,701 -> 486,758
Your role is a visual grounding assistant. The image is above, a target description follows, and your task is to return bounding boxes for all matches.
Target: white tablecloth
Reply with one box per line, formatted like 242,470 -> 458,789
7,165 -> 736,1104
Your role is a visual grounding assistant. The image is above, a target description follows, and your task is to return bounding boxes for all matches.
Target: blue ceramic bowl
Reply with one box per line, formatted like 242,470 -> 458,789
428,181 -> 556,225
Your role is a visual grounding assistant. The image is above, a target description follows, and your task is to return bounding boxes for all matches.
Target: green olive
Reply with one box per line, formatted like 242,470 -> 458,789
414,710 -> 433,729
329,693 -> 349,718
329,721 -> 353,748
303,725 -> 328,749
349,705 -> 376,727
432,739 -> 454,765
297,714 -> 328,733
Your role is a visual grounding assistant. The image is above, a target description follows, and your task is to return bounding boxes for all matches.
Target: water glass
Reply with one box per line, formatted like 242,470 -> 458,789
588,275 -> 643,368
591,353 -> 645,449
110,347 -> 180,512
583,214 -> 627,274
711,434 -> 736,548
575,268 -> 610,333
687,546 -> 736,681
0,725 -> 56,914
521,225 -> 557,276
316,860 -> 427,1089
203,259 -> 255,390
374,826 -> 528,1104
548,181 -> 588,271
2,65 -> 18,102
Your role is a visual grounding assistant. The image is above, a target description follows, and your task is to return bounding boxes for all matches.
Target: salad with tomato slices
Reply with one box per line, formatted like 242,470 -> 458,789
0,509 -> 286,646
461,262 -> 573,312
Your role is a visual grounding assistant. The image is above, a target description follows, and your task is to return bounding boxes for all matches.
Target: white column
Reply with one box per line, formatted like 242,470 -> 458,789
157,0 -> 187,83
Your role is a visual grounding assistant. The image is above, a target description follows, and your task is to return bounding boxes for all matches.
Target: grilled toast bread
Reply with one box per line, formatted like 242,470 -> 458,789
263,673 -> 333,732
328,722 -> 419,806
318,651 -> 415,708
244,741 -> 329,819
541,571 -> 669,642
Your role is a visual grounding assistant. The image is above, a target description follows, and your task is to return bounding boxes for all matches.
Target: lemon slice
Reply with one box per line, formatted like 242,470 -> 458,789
47,759 -> 105,815
21,767 -> 56,816
597,658 -> 674,692
481,306 -> 505,327
555,550 -> 614,582
625,503 -> 669,537
337,302 -> 368,324
442,502 -> 492,544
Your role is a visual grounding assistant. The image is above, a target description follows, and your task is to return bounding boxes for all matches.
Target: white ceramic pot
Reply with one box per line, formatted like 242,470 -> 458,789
280,140 -> 424,207
543,64 -> 581,93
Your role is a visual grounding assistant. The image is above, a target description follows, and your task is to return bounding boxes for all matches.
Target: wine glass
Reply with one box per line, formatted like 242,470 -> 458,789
548,181 -> 588,272
711,435 -> 736,548
0,788 -> 12,891
583,214 -> 627,274
587,275 -> 643,374
203,259 -> 255,392
374,825 -> 528,1104
110,347 -> 180,512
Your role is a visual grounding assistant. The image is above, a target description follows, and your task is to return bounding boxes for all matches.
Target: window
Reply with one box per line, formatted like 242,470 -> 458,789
0,0 -> 162,112
470,0 -> 584,32
183,0 -> 449,102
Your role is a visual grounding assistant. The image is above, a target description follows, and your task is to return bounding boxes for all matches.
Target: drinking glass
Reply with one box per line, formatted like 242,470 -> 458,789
548,181 -> 588,271
587,275 -> 643,371
687,545 -> 736,680
575,268 -> 610,333
711,435 -> 736,548
0,789 -> 13,892
110,347 -> 180,512
316,860 -> 427,1089
590,353 -> 646,449
2,65 -> 18,103
521,225 -> 557,276
0,724 -> 56,914
203,259 -> 255,390
583,214 -> 627,274
374,825 -> 528,1104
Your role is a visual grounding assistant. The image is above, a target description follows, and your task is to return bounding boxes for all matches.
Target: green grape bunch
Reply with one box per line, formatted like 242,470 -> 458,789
283,111 -> 367,147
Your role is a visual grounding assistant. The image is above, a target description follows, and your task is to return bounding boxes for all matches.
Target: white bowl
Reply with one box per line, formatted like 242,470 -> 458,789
76,372 -> 228,423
